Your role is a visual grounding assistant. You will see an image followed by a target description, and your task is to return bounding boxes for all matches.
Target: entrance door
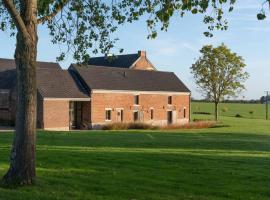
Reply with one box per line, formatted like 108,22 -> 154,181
116,109 -> 124,122
167,111 -> 173,125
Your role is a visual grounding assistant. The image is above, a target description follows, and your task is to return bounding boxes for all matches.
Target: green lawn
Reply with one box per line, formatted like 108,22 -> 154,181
192,102 -> 266,119
0,114 -> 270,199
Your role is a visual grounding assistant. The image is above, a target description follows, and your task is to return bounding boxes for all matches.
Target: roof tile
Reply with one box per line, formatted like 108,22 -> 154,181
71,65 -> 190,93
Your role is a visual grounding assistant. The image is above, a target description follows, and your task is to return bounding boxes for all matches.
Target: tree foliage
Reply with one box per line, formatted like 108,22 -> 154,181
191,44 -> 249,120
0,0 -> 242,62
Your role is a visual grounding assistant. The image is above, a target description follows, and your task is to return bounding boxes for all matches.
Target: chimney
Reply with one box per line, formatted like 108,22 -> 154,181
138,50 -> 146,58
105,53 -> 113,58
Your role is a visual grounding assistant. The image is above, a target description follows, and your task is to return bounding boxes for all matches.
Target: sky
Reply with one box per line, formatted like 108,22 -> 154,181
0,0 -> 270,100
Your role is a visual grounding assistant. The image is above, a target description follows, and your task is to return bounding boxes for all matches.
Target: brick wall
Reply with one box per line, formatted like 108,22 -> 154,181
91,92 -> 190,128
130,51 -> 155,71
132,57 -> 155,70
43,100 -> 70,130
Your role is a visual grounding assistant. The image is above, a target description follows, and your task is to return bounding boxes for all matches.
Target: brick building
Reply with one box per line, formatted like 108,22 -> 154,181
0,51 -> 191,130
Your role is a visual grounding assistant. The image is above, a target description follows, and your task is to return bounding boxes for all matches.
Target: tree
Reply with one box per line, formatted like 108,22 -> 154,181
191,44 -> 249,121
0,0 -> 267,186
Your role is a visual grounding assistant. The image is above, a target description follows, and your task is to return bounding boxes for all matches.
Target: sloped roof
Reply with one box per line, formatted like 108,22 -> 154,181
37,69 -> 89,99
88,54 -> 139,69
70,65 -> 190,93
0,58 -> 62,71
0,58 -> 89,99
0,58 -> 62,90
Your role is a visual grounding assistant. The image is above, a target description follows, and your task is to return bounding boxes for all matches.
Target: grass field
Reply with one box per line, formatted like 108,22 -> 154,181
192,102 -> 266,119
0,103 -> 269,199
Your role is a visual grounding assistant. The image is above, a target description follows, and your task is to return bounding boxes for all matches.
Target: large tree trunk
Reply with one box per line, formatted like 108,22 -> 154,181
3,0 -> 38,186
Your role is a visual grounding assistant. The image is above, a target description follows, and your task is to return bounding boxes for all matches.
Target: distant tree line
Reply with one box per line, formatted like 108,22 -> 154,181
191,98 -> 267,104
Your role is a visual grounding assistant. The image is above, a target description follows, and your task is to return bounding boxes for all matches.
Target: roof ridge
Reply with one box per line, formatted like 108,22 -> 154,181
0,57 -> 59,64
89,53 -> 138,59
73,64 -> 174,74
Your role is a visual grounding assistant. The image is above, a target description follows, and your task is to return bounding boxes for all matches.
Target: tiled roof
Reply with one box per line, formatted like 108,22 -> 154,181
70,65 -> 191,93
37,69 -> 89,99
0,58 -> 89,99
0,58 -> 62,90
88,54 -> 139,69
0,58 -> 62,70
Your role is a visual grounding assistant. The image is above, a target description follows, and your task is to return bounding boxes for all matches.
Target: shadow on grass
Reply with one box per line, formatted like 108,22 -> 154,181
0,150 -> 269,200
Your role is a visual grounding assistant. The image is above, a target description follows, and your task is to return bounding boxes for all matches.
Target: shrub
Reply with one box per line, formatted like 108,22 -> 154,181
102,122 -> 129,130
102,122 -> 158,130
249,110 -> 254,115
235,114 -> 243,118
102,121 -> 220,130
161,121 -> 218,130
128,122 -> 158,130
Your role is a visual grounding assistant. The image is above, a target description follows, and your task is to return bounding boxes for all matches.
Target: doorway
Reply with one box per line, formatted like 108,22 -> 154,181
167,111 -> 173,125
69,102 -> 82,129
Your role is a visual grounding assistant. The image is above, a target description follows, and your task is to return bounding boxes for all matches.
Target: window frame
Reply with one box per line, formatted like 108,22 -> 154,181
133,110 -> 139,122
150,108 -> 154,120
105,108 -> 112,121
134,95 -> 139,105
168,96 -> 172,105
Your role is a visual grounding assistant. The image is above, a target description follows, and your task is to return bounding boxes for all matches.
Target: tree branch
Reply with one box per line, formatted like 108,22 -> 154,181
2,0 -> 29,38
37,0 -> 69,24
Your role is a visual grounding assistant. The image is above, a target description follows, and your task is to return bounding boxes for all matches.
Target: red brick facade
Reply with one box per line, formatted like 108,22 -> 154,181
90,91 -> 190,128
131,51 -> 155,70
35,92 -> 190,130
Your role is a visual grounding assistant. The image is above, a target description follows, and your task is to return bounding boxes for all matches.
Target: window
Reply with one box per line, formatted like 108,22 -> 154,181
168,96 -> 172,105
134,95 -> 139,105
116,109 -> 124,122
0,90 -> 9,109
150,109 -> 154,120
105,109 -> 112,121
134,111 -> 139,122
183,108 -> 186,118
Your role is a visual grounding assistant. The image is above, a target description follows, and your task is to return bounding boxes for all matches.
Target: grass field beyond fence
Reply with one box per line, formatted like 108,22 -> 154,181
0,113 -> 270,199
192,102 -> 266,119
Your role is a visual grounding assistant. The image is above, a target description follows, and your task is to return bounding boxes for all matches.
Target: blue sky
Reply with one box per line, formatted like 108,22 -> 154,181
0,0 -> 269,100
